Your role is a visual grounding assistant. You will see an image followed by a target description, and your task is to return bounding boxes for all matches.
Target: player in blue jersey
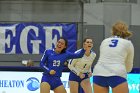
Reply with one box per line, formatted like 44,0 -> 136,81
68,37 -> 96,93
40,37 -> 86,93
93,21 -> 134,93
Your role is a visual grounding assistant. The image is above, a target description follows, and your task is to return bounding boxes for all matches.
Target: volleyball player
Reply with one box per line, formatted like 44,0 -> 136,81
93,21 -> 134,93
40,37 -> 86,93
68,37 -> 96,93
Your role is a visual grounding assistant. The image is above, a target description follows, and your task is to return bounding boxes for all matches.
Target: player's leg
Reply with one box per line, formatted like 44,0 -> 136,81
93,83 -> 109,93
81,78 -> 92,93
112,82 -> 129,93
69,71 -> 81,93
69,81 -> 79,93
109,76 -> 129,93
54,85 -> 67,93
40,82 -> 50,93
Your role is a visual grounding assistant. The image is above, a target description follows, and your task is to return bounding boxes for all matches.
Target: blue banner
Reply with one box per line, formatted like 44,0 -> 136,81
0,23 -> 77,54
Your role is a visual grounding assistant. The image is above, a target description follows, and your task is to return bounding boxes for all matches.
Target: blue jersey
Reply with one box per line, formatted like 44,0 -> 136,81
40,49 -> 85,77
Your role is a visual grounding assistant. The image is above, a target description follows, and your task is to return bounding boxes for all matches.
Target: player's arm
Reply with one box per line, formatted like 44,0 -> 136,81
40,50 -> 50,73
125,42 -> 134,72
66,48 -> 85,59
68,59 -> 81,76
88,52 -> 96,76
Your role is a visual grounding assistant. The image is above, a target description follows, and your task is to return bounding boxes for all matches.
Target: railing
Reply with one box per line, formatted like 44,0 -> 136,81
0,66 -> 139,73
0,66 -> 70,72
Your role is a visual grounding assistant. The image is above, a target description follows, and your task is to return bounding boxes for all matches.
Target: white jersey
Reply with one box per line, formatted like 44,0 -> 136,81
68,49 -> 96,76
93,36 -> 134,78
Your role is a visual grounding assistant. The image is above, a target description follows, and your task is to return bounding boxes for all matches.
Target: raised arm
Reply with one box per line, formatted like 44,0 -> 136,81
89,52 -> 96,73
66,48 -> 85,59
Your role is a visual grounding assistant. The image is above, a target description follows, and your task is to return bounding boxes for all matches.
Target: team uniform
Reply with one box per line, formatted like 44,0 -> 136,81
93,36 -> 134,88
68,49 -> 96,82
40,48 -> 85,90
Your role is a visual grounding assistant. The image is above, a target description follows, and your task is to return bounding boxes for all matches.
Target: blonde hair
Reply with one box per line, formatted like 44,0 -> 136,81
112,21 -> 132,38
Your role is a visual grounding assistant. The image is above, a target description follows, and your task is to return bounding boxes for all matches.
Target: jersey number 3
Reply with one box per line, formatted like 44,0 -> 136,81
109,39 -> 118,47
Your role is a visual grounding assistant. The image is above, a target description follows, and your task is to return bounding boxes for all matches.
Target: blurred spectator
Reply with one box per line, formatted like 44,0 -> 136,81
22,59 -> 34,67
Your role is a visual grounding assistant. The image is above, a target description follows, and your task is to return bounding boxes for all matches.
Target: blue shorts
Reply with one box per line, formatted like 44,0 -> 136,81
41,74 -> 63,90
93,76 -> 127,88
69,71 -> 89,82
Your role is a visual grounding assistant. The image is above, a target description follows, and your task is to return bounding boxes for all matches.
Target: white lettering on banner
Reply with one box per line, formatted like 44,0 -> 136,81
0,26 -> 16,53
0,80 -> 24,88
0,25 -> 64,54
31,40 -> 41,54
129,84 -> 140,91
43,26 -> 62,49
20,26 -> 41,54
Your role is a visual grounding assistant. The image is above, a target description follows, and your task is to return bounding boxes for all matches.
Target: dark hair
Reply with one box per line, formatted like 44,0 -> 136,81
83,37 -> 93,43
59,37 -> 68,53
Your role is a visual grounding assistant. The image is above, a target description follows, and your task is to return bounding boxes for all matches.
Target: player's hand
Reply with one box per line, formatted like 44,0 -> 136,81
88,72 -> 92,77
79,72 -> 85,79
83,45 -> 88,51
49,70 -> 56,75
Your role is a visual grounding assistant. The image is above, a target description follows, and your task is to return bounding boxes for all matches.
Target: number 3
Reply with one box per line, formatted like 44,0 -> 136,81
109,39 -> 118,47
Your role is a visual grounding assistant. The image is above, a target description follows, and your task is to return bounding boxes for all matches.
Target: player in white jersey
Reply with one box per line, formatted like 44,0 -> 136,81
68,37 -> 96,93
93,21 -> 134,93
